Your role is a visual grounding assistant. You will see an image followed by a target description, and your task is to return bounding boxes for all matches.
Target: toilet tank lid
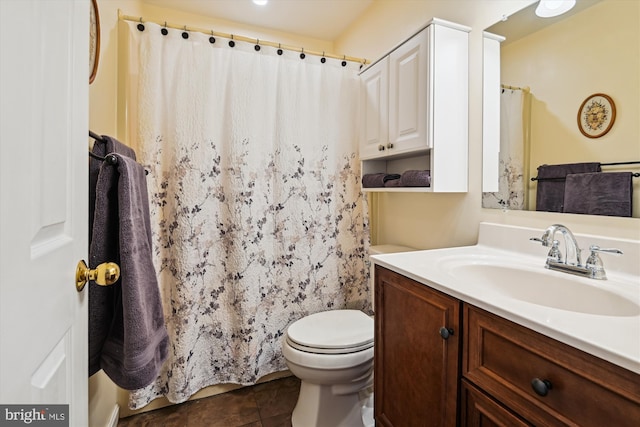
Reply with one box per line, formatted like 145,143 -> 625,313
287,310 -> 373,349
369,244 -> 416,255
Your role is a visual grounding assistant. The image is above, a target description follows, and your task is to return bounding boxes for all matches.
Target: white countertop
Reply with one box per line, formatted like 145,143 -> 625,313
370,222 -> 640,374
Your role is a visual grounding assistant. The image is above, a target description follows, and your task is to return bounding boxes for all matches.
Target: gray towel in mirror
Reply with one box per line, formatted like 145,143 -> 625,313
563,172 -> 633,217
535,162 -> 601,212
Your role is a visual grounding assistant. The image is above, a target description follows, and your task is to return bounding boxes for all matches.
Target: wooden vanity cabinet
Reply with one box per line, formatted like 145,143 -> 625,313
463,305 -> 640,427
374,267 -> 640,427
374,266 -> 461,427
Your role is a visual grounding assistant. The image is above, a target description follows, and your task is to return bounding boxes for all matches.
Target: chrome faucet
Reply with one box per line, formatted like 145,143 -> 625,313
530,224 -> 623,280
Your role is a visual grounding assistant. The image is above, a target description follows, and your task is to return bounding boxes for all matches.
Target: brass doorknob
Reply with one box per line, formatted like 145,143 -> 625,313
76,260 -> 120,292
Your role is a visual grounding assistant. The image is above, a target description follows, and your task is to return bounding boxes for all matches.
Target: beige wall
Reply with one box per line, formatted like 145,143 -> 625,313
89,0 -> 640,425
500,1 -> 640,215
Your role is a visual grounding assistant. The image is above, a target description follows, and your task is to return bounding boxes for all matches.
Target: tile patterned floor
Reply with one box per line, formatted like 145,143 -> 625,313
117,376 -> 301,427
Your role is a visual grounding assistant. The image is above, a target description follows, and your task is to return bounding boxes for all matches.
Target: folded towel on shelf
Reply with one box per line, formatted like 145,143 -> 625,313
90,153 -> 169,389
362,173 -> 385,188
362,173 -> 401,188
563,172 -> 633,217
399,170 -> 431,187
384,177 -> 401,187
535,162 -> 601,212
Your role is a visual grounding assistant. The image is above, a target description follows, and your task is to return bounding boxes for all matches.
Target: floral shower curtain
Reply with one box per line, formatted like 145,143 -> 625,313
124,21 -> 370,409
482,88 -> 528,210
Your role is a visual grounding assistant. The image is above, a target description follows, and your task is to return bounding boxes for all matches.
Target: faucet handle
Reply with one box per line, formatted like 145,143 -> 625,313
529,234 -> 551,247
585,246 -> 622,280
588,245 -> 623,256
547,240 -> 562,263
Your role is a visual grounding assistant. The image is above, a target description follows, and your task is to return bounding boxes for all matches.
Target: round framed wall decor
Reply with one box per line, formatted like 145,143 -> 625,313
577,93 -> 616,138
89,0 -> 100,84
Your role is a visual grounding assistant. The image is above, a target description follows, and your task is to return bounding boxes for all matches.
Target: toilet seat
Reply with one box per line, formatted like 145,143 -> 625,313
286,310 -> 373,355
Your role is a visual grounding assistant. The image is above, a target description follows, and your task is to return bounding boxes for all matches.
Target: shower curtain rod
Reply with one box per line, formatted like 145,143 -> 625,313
501,84 -> 530,92
118,10 -> 369,65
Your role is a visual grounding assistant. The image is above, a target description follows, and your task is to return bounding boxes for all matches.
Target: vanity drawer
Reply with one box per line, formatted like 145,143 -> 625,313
463,304 -> 640,427
461,379 -> 532,427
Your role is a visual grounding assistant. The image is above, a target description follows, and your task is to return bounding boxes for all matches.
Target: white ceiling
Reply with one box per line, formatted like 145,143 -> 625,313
486,0 -> 601,45
142,0 -> 374,40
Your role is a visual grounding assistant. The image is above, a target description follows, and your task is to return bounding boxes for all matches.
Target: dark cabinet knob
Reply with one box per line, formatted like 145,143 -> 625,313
531,378 -> 552,396
439,327 -> 454,339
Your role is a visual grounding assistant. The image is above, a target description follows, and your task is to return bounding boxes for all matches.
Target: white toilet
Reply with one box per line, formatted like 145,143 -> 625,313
282,245 -> 415,427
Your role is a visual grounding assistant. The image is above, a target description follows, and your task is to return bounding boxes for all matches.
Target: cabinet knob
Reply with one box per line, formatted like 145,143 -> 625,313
386,143 -> 394,149
378,144 -> 385,151
439,327 -> 454,340
531,378 -> 552,397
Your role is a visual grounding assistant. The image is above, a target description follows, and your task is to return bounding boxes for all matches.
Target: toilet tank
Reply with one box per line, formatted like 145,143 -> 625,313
369,245 -> 416,311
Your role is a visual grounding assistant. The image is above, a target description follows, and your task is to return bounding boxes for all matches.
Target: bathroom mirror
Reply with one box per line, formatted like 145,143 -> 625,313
481,0 -> 640,217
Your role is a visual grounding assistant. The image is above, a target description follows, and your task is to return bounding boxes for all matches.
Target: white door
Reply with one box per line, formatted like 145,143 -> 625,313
0,1 -> 89,426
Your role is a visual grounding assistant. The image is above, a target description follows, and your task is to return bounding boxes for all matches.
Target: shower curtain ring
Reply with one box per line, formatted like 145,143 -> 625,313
255,39 -> 261,51
182,25 -> 189,39
321,51 -> 326,63
277,43 -> 283,55
161,21 -> 168,36
209,30 -> 216,44
229,34 -> 235,48
342,55 -> 347,67
300,47 -> 305,60
137,17 -> 145,32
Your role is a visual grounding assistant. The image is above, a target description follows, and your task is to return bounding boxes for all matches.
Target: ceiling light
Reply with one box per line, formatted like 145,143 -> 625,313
535,0 -> 576,18
253,0 -> 268,5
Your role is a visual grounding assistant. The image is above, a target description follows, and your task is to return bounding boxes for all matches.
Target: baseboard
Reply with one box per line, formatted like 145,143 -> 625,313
107,404 -> 120,427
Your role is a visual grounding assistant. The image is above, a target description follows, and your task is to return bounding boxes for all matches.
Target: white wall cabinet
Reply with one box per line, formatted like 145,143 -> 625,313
360,18 -> 470,192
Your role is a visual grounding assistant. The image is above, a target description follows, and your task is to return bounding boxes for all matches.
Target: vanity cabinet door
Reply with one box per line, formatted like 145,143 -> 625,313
374,266 -> 461,427
464,305 -> 640,427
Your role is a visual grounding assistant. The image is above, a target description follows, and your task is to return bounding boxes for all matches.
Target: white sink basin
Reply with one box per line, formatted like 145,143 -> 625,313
442,260 -> 640,316
370,222 -> 640,374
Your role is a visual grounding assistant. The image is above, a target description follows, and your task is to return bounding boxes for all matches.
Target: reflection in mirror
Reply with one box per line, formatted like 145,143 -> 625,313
482,0 -> 640,218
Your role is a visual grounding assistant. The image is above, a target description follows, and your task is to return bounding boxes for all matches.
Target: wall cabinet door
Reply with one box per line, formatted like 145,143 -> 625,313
360,57 -> 389,160
388,28 -> 429,155
374,266 -> 461,427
